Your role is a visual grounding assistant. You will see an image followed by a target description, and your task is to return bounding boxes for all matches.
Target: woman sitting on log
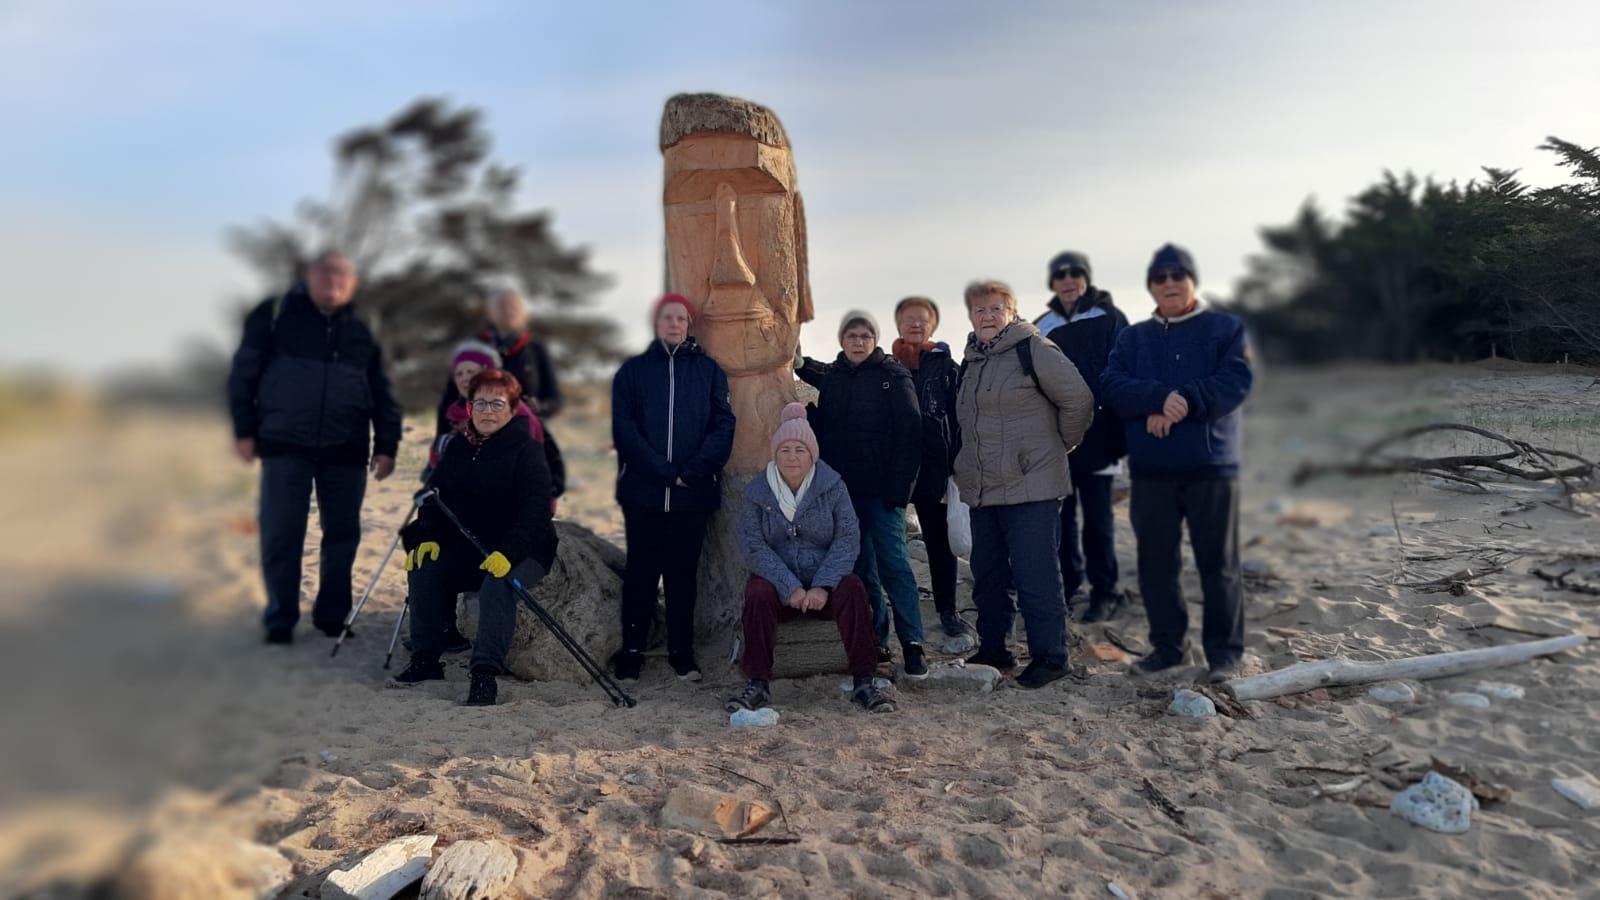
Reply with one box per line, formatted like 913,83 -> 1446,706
390,369 -> 558,706
727,403 -> 895,714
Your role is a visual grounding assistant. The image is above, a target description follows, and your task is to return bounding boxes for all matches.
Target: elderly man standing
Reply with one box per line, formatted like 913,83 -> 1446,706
228,251 -> 403,644
479,287 -> 563,418
1102,244 -> 1254,682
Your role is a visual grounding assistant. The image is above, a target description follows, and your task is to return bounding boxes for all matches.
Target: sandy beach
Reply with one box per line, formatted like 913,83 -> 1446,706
2,361 -> 1597,898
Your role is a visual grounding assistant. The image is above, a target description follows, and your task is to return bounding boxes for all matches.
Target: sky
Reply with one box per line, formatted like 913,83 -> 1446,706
3,0 -> 1598,377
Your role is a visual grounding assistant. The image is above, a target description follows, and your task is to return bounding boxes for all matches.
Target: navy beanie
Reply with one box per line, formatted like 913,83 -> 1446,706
1147,243 -> 1198,285
1047,251 -> 1092,288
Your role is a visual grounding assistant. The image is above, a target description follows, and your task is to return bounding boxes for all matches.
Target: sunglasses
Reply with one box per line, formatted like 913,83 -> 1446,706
471,399 -> 509,412
1149,269 -> 1190,285
1052,267 -> 1087,281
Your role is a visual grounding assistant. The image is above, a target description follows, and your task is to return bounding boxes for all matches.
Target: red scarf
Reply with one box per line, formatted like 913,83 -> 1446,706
892,338 -> 936,370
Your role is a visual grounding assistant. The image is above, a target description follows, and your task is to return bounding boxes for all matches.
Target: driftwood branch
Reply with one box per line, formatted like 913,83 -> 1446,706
1294,424 -> 1598,503
1224,634 -> 1586,701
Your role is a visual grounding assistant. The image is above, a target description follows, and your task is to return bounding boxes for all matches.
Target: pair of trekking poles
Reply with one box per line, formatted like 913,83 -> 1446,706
330,488 -> 636,708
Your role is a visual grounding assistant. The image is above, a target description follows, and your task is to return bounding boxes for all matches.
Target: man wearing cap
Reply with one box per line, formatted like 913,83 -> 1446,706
1041,252 -> 1130,623
227,250 -> 403,644
1102,244 -> 1254,682
797,311 -> 928,678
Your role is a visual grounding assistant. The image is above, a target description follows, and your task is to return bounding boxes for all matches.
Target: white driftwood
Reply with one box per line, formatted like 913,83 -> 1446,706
323,835 -> 437,900
1226,634 -> 1586,701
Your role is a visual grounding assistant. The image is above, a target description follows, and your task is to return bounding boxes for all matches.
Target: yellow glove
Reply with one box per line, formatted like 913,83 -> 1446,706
480,550 -> 512,579
405,541 -> 440,572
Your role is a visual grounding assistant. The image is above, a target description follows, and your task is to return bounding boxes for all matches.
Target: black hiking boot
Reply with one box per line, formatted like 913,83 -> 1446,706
1205,657 -> 1243,684
670,653 -> 703,683
939,611 -> 970,637
966,646 -> 1017,672
464,667 -> 498,706
264,627 -> 293,645
614,649 -> 644,683
387,656 -> 444,687
901,642 -> 929,680
851,677 -> 898,713
1015,659 -> 1069,690
876,645 -> 894,666
725,679 -> 771,714
1080,593 -> 1125,624
1129,648 -> 1187,677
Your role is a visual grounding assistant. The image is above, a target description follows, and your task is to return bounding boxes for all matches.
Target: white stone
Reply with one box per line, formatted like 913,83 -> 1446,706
1551,776 -> 1600,811
323,835 -> 437,900
420,840 -> 518,900
729,708 -> 779,728
1367,682 -> 1416,704
939,632 -> 978,655
908,663 -> 1000,693
1390,772 -> 1478,833
1446,692 -> 1492,709
1168,689 -> 1217,718
907,539 -> 928,562
1473,681 -> 1524,701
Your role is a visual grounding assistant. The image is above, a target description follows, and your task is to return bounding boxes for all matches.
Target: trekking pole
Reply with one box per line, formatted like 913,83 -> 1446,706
422,490 -> 637,708
383,597 -> 409,670
331,496 -> 423,659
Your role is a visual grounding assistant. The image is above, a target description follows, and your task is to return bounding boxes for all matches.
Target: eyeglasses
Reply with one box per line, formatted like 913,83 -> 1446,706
1051,267 -> 1087,281
471,399 -> 509,412
1149,269 -> 1190,285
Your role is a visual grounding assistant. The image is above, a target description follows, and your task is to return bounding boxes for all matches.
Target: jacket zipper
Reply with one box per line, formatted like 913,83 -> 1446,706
664,344 -> 677,513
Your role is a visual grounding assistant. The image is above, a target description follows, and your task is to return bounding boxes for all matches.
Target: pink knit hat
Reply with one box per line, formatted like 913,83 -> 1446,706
769,402 -> 819,461
451,339 -> 501,370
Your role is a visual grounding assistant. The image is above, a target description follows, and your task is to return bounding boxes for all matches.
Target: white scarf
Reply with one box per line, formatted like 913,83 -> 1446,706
766,461 -> 815,522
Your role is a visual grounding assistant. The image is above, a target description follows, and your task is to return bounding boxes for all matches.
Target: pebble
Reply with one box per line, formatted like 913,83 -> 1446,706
940,632 -> 978,655
1390,772 -> 1478,833
319,750 -> 338,764
1474,681 -> 1524,701
1264,497 -> 1293,514
1446,692 -> 1492,709
729,708 -> 780,728
1242,559 -> 1273,577
1369,524 -> 1398,537
1168,689 -> 1217,718
1367,682 -> 1416,704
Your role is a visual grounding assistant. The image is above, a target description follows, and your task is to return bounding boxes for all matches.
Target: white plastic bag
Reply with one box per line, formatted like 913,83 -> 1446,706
945,477 -> 973,557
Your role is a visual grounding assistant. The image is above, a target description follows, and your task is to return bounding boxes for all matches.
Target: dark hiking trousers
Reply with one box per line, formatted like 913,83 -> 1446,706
912,498 -> 958,617
259,456 -> 366,633
407,554 -> 547,673
740,574 -> 877,681
1060,471 -> 1120,604
620,508 -> 710,658
969,499 -> 1068,667
1129,477 -> 1244,665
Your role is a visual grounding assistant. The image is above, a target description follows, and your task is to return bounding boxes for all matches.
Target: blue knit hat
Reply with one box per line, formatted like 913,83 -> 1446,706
1147,244 -> 1198,285
1047,251 -> 1092,288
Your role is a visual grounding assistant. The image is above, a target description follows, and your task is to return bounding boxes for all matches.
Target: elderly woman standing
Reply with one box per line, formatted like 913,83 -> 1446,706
953,280 -> 1094,689
611,293 -> 736,683
890,296 -> 967,638
728,403 -> 893,714
390,369 -> 558,706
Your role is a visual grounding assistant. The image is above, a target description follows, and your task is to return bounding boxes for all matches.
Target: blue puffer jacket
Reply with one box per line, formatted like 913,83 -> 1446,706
611,338 -> 736,513
1101,302 -> 1253,481
737,461 -> 861,599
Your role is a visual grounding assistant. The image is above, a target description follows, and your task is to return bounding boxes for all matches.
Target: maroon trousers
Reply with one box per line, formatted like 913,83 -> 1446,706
741,574 -> 877,680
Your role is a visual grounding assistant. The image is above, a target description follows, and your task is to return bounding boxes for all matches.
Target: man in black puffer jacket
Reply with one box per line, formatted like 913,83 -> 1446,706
797,310 -> 928,677
227,251 -> 403,644
1043,251 -> 1130,623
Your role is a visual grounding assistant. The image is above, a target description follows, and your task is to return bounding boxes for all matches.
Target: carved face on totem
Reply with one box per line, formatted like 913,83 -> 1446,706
661,98 -> 812,378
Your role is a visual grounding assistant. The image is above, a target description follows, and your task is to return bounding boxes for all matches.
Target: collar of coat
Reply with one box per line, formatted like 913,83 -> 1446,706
646,336 -> 705,358
745,458 -> 843,514
965,319 -> 1040,360
831,346 -> 888,368
1153,297 -> 1208,325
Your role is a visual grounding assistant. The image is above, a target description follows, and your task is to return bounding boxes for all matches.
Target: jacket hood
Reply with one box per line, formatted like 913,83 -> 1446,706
963,319 -> 1041,361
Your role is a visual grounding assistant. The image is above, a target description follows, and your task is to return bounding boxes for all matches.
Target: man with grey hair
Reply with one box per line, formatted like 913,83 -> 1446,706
228,250 -> 402,644
475,287 -> 563,418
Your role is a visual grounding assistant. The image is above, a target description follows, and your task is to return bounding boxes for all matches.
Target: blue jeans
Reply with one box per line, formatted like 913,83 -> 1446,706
852,498 -> 925,648
408,553 -> 547,673
970,499 -> 1067,666
259,455 -> 367,633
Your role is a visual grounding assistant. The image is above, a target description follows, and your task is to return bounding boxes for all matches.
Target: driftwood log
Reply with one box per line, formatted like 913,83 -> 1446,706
1225,634 -> 1586,701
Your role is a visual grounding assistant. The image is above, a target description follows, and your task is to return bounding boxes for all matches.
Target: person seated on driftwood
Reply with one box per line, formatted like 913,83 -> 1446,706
727,403 -> 895,714
389,370 -> 559,706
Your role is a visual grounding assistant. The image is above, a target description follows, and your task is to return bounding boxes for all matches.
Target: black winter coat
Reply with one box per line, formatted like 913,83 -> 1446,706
406,416 -> 558,571
907,344 -> 960,502
226,285 -> 403,465
611,338 -> 736,513
797,349 -> 921,508
1045,289 -> 1129,474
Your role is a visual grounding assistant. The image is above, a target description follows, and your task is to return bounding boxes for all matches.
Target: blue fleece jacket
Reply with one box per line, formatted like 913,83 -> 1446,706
1101,303 -> 1253,480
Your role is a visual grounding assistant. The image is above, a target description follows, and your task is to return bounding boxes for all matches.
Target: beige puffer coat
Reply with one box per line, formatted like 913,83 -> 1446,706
953,321 -> 1095,508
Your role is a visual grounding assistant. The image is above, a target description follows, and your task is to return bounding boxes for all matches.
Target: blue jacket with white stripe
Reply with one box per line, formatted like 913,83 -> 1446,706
611,338 -> 736,513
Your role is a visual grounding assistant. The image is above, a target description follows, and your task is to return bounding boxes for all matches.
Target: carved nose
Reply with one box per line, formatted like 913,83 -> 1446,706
709,182 -> 757,290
